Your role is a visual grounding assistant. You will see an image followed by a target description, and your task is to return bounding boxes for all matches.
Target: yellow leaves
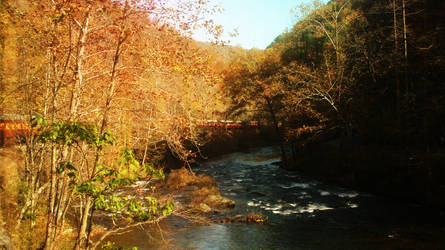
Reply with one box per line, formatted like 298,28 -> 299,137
173,65 -> 182,72
1,0 -> 228,162
191,101 -> 199,108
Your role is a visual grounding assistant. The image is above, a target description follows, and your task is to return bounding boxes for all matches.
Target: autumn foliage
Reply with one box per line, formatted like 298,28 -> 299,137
0,0 -> 227,249
223,0 -> 444,158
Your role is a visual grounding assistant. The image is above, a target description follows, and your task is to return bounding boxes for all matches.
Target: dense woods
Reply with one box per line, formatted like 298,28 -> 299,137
222,0 -> 445,206
1,0 -> 444,249
0,0 -> 227,249
225,0 -> 444,150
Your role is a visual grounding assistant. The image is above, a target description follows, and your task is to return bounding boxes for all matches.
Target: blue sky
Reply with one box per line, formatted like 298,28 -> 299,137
192,0 -> 316,49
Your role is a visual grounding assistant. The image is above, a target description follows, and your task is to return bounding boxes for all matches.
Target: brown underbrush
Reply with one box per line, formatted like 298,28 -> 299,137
0,147 -> 21,224
0,146 -> 76,249
0,147 -> 22,247
166,167 -> 216,190
164,167 -> 236,212
191,186 -> 219,206
215,213 -> 268,223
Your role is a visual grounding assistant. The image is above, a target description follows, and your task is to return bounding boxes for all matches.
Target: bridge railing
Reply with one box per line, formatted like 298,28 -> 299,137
0,114 -> 37,145
196,120 -> 258,129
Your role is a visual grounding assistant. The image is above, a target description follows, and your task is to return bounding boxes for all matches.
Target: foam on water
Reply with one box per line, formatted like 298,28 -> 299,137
272,210 -> 294,215
278,183 -> 311,189
271,203 -> 334,215
298,204 -> 333,213
320,191 -> 331,196
337,192 -> 359,198
346,202 -> 359,208
247,201 -> 261,207
248,199 -> 335,216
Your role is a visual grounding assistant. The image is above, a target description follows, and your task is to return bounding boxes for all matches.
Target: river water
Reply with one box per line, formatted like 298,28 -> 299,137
111,146 -> 445,249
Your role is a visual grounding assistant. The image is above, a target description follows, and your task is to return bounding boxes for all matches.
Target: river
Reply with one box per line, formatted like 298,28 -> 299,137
110,146 -> 445,249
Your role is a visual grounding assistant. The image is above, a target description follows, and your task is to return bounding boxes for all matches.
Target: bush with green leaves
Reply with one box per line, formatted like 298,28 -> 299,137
30,115 -> 174,246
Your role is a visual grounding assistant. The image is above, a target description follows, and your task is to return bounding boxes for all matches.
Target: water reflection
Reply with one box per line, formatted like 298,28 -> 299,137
110,146 -> 445,249
173,224 -> 232,250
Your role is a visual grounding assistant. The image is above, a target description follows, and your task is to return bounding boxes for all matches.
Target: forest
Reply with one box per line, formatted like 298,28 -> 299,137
0,0 -> 444,249
223,0 -> 445,205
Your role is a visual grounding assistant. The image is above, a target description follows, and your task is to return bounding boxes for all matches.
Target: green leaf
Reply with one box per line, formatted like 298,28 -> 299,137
162,202 -> 174,216
94,176 -> 104,183
30,115 -> 47,128
96,163 -> 105,170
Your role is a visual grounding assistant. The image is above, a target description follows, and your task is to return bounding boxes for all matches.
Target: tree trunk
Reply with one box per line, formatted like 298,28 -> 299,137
81,7 -> 128,246
75,197 -> 92,250
43,144 -> 57,250
69,6 -> 91,120
393,0 -> 400,111
402,0 -> 409,91
265,97 -> 288,168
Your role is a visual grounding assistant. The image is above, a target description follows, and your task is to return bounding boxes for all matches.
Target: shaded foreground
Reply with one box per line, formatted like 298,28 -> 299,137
109,147 -> 445,249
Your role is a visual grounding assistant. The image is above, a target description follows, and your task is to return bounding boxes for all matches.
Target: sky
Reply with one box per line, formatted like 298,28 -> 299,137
191,0 -> 315,49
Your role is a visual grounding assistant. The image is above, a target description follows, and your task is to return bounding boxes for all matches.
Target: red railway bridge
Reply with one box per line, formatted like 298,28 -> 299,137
0,115 -> 259,145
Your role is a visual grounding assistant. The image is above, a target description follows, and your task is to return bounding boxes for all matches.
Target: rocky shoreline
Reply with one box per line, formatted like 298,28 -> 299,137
88,167 -> 257,246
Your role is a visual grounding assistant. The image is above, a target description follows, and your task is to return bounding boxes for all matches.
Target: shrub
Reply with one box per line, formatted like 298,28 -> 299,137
166,167 -> 216,190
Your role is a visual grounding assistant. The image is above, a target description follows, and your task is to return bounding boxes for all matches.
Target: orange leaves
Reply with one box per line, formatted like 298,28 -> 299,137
3,0 -> 226,162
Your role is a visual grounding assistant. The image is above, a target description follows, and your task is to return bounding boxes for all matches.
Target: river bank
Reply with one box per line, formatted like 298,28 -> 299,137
195,127 -> 445,211
287,138 -> 445,210
107,146 -> 445,249
164,127 -> 445,211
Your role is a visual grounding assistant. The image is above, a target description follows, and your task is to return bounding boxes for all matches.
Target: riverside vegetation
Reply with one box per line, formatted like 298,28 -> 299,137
1,0 -> 444,249
222,0 -> 444,207
0,0 -> 226,248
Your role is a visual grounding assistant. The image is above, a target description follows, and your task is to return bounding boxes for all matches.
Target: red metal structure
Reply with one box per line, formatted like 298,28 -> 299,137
0,114 -> 33,144
0,115 -> 259,145
197,120 -> 258,129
